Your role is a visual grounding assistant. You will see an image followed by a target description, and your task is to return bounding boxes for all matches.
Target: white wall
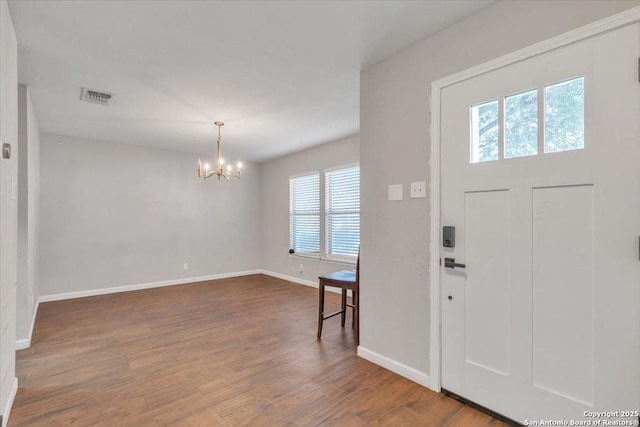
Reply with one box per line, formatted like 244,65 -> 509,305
0,0 -> 18,422
359,0 -> 640,378
39,133 -> 261,296
16,85 -> 39,344
9,4 -> 639,418
261,134 -> 359,283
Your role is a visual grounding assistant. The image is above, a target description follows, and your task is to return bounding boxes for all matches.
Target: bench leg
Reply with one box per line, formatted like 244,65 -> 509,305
317,283 -> 325,340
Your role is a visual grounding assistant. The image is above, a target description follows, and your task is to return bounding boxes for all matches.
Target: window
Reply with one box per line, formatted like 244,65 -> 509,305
504,89 -> 537,159
544,77 -> 584,153
289,173 -> 319,255
325,165 -> 360,258
289,166 -> 360,262
470,76 -> 585,162
470,100 -> 499,163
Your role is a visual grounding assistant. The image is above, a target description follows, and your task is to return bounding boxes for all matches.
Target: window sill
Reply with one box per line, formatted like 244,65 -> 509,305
288,254 -> 357,266
289,253 -> 321,261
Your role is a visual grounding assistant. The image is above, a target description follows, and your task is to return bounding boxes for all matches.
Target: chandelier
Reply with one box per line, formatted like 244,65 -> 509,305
197,121 -> 243,181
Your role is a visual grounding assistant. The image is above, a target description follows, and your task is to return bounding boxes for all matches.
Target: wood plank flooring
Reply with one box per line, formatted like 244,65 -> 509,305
9,274 -> 506,426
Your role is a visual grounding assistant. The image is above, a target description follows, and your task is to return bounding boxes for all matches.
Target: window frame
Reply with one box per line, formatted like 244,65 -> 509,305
289,171 -> 320,258
503,87 -> 538,159
324,163 -> 360,263
469,75 -> 585,164
470,99 -> 499,163
543,76 -> 585,154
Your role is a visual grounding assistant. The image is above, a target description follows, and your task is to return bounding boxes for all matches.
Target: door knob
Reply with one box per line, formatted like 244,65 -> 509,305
444,258 -> 465,269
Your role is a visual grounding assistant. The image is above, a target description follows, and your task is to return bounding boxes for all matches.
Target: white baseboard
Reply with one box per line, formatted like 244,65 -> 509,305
38,270 -> 263,303
357,346 -> 432,389
2,377 -> 18,427
15,299 -> 40,350
259,270 -> 317,287
259,270 -> 341,294
14,339 -> 29,351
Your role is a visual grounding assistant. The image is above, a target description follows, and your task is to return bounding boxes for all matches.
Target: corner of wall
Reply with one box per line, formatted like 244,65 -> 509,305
15,83 -> 41,344
1,377 -> 17,427
0,0 -> 19,420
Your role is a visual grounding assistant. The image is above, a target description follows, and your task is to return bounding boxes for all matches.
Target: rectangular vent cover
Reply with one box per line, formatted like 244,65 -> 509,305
80,88 -> 115,106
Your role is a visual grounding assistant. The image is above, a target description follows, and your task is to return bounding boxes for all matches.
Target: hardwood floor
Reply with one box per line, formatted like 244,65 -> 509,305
9,274 -> 506,426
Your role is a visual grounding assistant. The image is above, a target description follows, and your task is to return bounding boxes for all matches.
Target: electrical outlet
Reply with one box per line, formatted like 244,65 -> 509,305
299,264 -> 304,274
183,263 -> 188,270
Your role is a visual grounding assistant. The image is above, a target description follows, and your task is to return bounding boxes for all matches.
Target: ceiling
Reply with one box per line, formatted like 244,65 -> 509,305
9,0 -> 496,162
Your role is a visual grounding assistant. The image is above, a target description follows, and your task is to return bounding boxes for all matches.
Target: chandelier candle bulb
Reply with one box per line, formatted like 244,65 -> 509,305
196,121 -> 243,181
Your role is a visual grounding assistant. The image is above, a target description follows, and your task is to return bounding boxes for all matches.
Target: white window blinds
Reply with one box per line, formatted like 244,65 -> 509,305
325,166 -> 360,257
289,173 -> 320,254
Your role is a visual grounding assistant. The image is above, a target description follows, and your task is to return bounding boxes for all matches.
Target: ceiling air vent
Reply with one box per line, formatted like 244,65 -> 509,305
80,88 -> 115,106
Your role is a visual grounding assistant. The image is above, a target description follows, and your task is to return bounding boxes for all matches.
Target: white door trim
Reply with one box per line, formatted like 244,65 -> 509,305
429,5 -> 640,393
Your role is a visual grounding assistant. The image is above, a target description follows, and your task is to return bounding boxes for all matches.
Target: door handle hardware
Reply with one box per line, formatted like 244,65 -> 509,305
2,143 -> 10,160
444,258 -> 465,269
443,226 -> 455,248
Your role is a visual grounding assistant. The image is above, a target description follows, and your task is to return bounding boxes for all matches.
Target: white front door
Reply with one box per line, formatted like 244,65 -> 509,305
440,23 -> 640,423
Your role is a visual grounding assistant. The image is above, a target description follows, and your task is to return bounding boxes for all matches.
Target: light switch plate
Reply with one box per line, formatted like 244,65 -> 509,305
410,181 -> 426,198
388,184 -> 403,201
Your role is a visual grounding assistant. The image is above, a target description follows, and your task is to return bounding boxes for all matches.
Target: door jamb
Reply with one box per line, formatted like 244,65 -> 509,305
428,6 -> 640,392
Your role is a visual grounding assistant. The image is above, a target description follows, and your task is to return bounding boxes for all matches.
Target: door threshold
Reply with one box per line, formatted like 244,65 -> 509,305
441,388 -> 523,426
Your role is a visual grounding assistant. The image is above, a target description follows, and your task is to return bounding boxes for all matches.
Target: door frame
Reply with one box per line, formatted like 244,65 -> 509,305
428,6 -> 640,393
